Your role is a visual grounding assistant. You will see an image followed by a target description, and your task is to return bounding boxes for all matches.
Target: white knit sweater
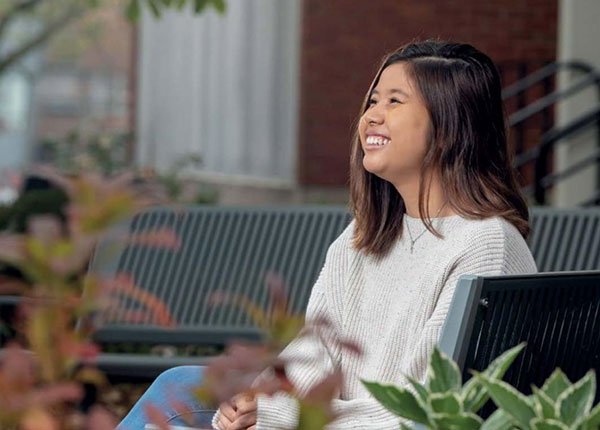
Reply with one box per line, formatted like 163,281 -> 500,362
212,214 -> 538,429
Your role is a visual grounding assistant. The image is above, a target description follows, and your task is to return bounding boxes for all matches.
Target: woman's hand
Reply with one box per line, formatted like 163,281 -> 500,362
231,394 -> 257,430
217,394 -> 257,430
216,397 -> 237,429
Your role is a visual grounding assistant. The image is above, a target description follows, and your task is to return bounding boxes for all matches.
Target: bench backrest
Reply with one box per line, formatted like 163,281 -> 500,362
90,206 -> 351,345
89,206 -> 600,345
529,207 -> 600,271
438,271 -> 600,415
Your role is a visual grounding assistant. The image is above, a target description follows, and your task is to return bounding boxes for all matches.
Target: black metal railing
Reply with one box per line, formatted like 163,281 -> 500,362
501,61 -> 600,206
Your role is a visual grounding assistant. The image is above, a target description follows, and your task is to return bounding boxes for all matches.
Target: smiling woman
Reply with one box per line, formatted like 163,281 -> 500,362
351,41 -> 530,257
118,40 -> 538,430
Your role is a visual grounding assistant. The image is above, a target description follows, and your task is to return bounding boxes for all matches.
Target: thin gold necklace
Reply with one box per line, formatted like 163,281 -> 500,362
405,203 -> 447,253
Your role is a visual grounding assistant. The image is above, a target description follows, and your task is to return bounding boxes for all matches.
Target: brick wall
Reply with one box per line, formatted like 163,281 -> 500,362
297,0 -> 558,186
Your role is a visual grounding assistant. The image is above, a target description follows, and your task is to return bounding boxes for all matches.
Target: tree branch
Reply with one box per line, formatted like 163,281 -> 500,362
0,7 -> 84,75
0,0 -> 45,43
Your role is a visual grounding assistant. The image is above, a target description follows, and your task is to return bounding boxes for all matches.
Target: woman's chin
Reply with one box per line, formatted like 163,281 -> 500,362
362,157 -> 386,177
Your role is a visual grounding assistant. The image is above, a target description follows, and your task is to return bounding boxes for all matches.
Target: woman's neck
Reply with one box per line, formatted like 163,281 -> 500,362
392,172 -> 456,219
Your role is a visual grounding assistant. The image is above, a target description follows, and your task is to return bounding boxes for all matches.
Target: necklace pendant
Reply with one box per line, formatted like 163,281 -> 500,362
410,243 -> 414,253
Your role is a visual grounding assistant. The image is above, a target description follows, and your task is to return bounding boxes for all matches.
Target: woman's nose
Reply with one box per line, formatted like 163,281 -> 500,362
364,105 -> 384,125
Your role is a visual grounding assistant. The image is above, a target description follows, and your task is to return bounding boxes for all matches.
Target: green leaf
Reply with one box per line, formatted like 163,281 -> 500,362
427,346 -> 462,393
579,401 -> 600,430
406,376 -> 429,404
541,369 -> 572,402
478,374 -> 536,429
556,371 -> 596,426
362,380 -> 430,425
147,0 -> 162,18
210,0 -> 226,13
126,0 -> 141,22
194,0 -> 209,12
530,418 -> 569,430
481,409 -> 515,430
430,412 -> 483,430
531,386 -> 557,420
399,424 -> 414,430
462,343 -> 526,413
429,392 -> 462,414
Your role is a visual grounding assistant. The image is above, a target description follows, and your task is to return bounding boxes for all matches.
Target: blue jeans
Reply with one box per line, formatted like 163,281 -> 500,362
118,366 -> 216,430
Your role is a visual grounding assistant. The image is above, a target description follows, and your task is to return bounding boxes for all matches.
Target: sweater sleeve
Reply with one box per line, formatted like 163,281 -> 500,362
253,223 -> 353,430
212,260 -> 338,430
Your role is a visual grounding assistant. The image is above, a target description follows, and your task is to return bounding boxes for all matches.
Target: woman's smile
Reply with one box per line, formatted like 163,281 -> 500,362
364,134 -> 391,150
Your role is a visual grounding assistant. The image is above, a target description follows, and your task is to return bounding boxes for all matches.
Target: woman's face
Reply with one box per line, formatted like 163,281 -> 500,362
358,62 -> 432,184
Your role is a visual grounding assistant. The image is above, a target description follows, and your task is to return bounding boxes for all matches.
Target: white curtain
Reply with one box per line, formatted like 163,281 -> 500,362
136,0 -> 301,184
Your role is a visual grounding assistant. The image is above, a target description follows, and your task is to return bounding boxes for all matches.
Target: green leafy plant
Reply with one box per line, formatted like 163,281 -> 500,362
479,368 -> 600,430
362,344 -> 525,430
363,343 -> 600,430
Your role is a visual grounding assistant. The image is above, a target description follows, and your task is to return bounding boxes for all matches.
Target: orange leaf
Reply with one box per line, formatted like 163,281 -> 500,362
144,403 -> 169,430
87,405 -> 118,430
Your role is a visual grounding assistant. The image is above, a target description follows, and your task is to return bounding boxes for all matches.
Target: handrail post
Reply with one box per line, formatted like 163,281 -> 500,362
534,143 -> 549,205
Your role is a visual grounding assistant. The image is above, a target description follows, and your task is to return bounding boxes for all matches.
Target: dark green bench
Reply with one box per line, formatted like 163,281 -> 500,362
88,206 -> 600,380
439,271 -> 600,417
2,206 -> 600,379
89,206 -> 351,379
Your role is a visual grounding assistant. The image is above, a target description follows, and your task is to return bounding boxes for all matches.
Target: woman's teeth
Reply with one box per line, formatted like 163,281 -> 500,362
366,136 -> 391,146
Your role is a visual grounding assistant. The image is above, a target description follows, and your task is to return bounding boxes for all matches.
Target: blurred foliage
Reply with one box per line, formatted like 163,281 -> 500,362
195,274 -> 361,430
38,129 -> 218,204
0,0 -> 227,76
0,168 -> 179,429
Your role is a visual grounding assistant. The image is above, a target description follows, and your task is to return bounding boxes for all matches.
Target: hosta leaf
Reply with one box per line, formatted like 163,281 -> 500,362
429,392 -> 462,414
478,374 -> 536,429
362,380 -> 429,425
530,418 -> 569,430
431,412 -> 483,430
462,343 -> 526,412
541,369 -> 572,402
427,346 -> 462,393
556,370 -> 596,426
481,409 -> 515,430
531,386 -> 557,419
579,401 -> 600,430
406,376 -> 429,404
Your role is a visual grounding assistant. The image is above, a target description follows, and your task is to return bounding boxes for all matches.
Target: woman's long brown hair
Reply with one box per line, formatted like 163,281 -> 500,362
350,40 -> 530,257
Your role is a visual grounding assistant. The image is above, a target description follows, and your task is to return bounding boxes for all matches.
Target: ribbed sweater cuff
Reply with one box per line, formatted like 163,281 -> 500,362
211,409 -> 221,429
256,393 -> 299,430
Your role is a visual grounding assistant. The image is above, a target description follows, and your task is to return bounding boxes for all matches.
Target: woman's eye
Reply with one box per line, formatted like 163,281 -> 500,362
390,97 -> 402,104
367,98 -> 378,106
